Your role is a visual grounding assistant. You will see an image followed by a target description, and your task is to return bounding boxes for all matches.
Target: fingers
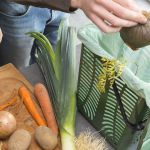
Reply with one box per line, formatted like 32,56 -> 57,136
90,14 -> 121,33
93,5 -> 138,27
98,0 -> 147,24
74,0 -> 148,33
113,0 -> 140,11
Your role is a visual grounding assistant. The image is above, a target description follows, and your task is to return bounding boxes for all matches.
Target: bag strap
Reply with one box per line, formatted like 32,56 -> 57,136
113,81 -> 146,131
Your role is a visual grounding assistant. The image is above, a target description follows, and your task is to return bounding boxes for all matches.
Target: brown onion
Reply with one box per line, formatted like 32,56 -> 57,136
120,11 -> 150,50
0,111 -> 17,139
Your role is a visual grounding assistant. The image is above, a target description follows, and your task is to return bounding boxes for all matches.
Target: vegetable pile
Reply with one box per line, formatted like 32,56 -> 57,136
0,78 -> 59,149
18,84 -> 59,150
0,84 -> 59,150
0,21 -> 109,150
28,21 -> 108,150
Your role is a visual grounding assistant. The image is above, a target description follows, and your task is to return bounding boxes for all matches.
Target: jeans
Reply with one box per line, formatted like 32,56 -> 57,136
0,3 -> 68,68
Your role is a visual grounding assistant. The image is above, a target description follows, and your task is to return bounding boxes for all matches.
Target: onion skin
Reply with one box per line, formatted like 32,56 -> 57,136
120,11 -> 150,50
0,111 -> 17,139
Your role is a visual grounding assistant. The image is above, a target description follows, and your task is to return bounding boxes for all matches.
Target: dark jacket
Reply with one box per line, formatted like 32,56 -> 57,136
10,0 -> 75,12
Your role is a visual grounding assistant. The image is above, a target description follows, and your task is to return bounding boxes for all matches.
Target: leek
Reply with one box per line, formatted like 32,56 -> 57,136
28,20 -> 77,150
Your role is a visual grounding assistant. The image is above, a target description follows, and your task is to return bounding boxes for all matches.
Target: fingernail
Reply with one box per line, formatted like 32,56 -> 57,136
140,15 -> 147,24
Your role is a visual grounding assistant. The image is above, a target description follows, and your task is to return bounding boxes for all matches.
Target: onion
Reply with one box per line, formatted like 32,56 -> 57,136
0,111 -> 17,139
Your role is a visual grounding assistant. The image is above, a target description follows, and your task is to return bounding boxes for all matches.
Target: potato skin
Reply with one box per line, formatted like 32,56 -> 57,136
120,11 -> 150,50
8,129 -> 31,150
35,126 -> 58,150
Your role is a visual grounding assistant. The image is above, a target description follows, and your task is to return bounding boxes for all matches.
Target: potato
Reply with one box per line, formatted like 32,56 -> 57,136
35,126 -> 58,150
0,111 -> 16,139
120,11 -> 150,50
8,129 -> 31,150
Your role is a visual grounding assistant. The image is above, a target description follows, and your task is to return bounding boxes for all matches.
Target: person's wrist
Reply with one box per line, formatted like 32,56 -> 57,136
70,0 -> 81,9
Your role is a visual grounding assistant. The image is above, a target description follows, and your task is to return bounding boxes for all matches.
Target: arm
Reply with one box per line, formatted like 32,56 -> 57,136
11,0 -> 147,33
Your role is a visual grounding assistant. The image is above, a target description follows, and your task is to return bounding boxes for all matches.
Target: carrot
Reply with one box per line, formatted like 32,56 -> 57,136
18,86 -> 46,126
34,83 -> 58,135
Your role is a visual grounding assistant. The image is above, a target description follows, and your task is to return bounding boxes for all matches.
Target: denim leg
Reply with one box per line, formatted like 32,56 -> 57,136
43,10 -> 69,50
0,5 -> 50,68
30,10 -> 69,64
0,4 -> 68,68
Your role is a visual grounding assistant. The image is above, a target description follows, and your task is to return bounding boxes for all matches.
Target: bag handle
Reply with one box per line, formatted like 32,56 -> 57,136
113,82 -> 146,131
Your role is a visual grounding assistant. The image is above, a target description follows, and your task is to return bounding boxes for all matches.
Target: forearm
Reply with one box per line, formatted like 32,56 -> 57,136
10,0 -> 74,12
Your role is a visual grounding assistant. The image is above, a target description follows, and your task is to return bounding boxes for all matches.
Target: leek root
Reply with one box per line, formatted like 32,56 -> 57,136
75,131 -> 108,150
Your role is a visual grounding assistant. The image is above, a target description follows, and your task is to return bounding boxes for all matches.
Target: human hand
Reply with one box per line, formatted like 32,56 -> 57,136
0,28 -> 2,43
71,0 -> 147,33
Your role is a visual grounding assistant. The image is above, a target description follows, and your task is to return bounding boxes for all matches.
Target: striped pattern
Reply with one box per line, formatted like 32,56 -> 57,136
77,45 -> 150,149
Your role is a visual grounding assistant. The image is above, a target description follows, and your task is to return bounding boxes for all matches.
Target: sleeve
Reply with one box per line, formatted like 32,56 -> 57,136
12,0 -> 77,12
